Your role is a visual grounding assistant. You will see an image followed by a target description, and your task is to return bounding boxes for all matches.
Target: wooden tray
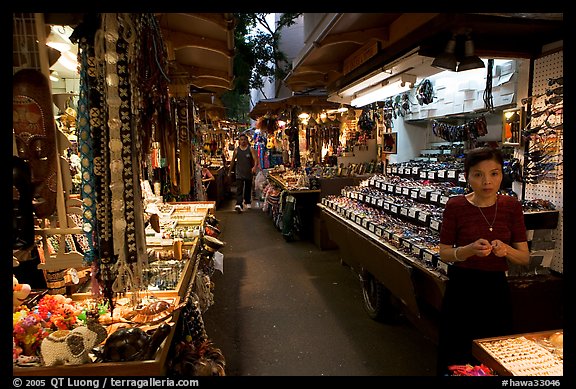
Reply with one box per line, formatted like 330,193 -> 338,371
472,329 -> 563,376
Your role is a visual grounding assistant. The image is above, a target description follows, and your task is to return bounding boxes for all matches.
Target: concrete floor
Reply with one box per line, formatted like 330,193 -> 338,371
201,197 -> 438,376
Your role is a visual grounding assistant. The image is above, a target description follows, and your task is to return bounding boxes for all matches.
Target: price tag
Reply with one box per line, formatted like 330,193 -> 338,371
377,198 -> 384,207
355,215 -> 362,224
369,178 -> 375,186
368,223 -> 376,233
437,260 -> 449,273
392,167 -> 398,174
418,212 -> 429,223
375,226 -> 383,237
371,196 -> 378,205
430,192 -> 439,203
386,167 -> 392,175
412,245 -> 422,257
362,218 -> 368,228
387,184 -> 395,193
430,219 -> 440,231
458,172 -> 466,183
390,205 -> 398,214
412,167 -> 419,175
398,167 -> 404,175
402,187 -> 410,196
447,169 -> 457,179
403,240 -> 411,249
440,195 -> 450,205
400,207 -> 409,217
410,189 -> 419,199
420,171 -> 428,179
395,186 -> 403,194
423,250 -> 433,262
382,201 -> 390,211
392,234 -> 401,243
428,171 -> 436,180
437,169 -> 446,179
408,208 -> 418,219
358,193 -> 365,202
419,190 -> 429,200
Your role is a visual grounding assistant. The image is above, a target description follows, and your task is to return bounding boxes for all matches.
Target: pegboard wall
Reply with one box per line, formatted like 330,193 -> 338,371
524,49 -> 563,273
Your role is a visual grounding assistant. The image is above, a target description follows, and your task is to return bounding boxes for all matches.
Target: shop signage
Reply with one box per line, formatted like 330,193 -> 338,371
343,40 -> 379,75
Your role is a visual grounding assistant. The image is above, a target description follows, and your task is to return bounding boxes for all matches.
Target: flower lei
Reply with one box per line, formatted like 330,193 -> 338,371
36,294 -> 81,331
13,308 -> 50,356
449,364 -> 494,376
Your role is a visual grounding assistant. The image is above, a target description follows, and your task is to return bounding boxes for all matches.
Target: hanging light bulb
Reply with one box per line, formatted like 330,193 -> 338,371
49,71 -> 60,82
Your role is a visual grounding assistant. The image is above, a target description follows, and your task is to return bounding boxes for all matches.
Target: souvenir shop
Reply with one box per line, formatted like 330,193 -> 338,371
12,12 -> 564,377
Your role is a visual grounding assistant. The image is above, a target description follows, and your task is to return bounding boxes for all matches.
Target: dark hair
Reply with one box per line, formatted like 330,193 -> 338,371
238,133 -> 248,140
464,147 -> 504,176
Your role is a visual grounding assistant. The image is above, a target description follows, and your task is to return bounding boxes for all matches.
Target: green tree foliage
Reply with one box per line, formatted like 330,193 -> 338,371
222,13 -> 301,123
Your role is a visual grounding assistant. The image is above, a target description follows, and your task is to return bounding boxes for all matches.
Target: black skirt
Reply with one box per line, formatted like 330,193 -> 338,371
436,265 -> 513,375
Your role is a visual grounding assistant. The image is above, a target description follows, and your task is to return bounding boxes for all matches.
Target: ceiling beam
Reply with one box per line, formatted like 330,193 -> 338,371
178,64 -> 233,81
320,27 -> 390,47
179,13 -> 236,31
163,29 -> 234,58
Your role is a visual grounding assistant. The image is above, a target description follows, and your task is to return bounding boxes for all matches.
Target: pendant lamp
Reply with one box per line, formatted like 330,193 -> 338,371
457,34 -> 485,72
431,34 -> 458,72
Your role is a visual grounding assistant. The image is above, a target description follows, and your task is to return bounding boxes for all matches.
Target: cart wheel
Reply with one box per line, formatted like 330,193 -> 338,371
360,271 -> 394,322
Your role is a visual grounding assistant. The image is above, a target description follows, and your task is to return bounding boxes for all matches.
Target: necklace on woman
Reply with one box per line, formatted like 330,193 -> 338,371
475,196 -> 498,231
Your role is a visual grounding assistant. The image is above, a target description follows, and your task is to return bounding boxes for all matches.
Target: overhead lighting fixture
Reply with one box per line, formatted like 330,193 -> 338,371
57,50 -> 79,72
457,34 -> 485,72
431,34 -> 457,72
350,74 -> 417,108
337,69 -> 392,99
46,25 -> 72,53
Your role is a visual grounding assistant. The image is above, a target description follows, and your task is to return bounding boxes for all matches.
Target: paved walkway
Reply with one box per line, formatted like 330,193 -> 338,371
201,198 -> 437,376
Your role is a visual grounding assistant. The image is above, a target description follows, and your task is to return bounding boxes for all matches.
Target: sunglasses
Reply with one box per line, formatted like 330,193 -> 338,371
545,86 -> 563,96
545,95 -> 563,105
548,76 -> 563,86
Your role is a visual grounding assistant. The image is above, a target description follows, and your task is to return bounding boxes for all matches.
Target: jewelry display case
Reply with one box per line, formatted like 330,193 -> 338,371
472,330 -> 563,376
319,160 -> 562,341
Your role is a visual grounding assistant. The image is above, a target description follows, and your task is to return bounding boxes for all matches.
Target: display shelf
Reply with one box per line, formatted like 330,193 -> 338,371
13,202 -> 211,376
319,204 -> 447,310
13,289 -> 189,376
268,173 -> 320,194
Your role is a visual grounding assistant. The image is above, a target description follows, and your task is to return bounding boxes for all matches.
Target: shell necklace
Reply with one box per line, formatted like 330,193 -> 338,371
474,195 -> 498,232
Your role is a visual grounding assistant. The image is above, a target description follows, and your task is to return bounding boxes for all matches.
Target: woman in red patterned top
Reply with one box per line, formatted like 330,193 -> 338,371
436,147 -> 529,375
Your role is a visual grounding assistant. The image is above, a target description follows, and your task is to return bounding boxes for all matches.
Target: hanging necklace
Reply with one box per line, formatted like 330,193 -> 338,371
474,196 -> 498,231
